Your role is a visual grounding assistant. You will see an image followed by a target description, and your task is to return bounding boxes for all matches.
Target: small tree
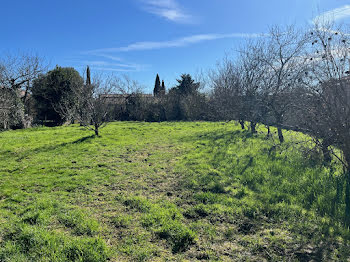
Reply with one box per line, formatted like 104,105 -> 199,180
75,70 -> 116,136
0,87 -> 24,129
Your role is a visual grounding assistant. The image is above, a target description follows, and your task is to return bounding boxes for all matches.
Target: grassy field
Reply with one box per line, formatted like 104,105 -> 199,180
0,121 -> 349,261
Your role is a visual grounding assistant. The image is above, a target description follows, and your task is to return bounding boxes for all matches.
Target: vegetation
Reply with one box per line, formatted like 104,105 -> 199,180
0,122 -> 349,261
31,66 -> 84,125
0,52 -> 46,129
1,21 -> 350,261
153,74 -> 161,97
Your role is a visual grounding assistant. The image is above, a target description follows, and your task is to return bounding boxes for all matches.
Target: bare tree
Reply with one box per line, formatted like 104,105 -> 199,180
210,44 -> 268,133
237,42 -> 268,133
258,25 -> 309,142
75,69 -> 117,136
297,23 -> 350,224
111,75 -> 147,121
0,52 -> 46,102
302,23 -> 350,164
210,57 -> 244,125
0,87 -> 24,129
0,52 -> 46,129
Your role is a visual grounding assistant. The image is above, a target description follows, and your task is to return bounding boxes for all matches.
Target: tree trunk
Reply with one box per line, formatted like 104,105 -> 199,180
277,126 -> 284,143
267,126 -> 271,137
250,122 -> 257,134
321,140 -> 331,163
274,112 -> 284,143
332,176 -> 343,216
94,126 -> 99,136
22,82 -> 30,109
345,171 -> 350,227
239,120 -> 245,130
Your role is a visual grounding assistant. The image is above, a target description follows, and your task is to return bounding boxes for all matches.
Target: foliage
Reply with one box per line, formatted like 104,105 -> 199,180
172,74 -> 200,96
31,66 -> 84,125
166,74 -> 207,120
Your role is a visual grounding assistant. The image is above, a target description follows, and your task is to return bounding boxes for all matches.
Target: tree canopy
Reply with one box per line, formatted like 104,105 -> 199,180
31,66 -> 84,125
172,74 -> 200,96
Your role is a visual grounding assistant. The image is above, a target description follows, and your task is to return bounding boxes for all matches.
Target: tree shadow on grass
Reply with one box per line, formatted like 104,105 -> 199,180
179,128 -> 259,173
178,127 -> 350,260
15,135 -> 96,161
71,135 -> 95,144
181,126 -> 253,147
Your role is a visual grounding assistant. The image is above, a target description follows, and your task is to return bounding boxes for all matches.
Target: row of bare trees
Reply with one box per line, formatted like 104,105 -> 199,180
210,22 -> 350,224
211,25 -> 308,140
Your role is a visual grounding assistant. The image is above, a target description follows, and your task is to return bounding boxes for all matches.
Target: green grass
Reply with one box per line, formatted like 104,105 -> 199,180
0,122 -> 349,261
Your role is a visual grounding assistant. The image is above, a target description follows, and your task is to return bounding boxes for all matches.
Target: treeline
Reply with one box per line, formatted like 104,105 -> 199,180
1,23 -> 350,223
208,23 -> 350,225
0,62 -> 209,130
111,73 -> 208,123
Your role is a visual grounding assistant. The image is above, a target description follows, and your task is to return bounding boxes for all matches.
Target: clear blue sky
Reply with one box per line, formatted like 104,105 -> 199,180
1,0 -> 350,92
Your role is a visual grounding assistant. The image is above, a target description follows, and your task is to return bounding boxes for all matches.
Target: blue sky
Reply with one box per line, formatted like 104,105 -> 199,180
1,0 -> 350,92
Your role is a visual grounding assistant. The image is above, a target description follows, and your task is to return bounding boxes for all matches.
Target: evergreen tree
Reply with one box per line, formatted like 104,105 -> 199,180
86,66 -> 91,86
166,73 -> 208,121
174,74 -> 200,96
160,80 -> 166,95
31,66 -> 84,125
153,74 -> 160,96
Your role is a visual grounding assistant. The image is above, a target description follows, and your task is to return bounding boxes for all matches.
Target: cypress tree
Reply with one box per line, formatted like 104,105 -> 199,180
160,80 -> 166,95
86,66 -> 91,86
153,74 -> 160,96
